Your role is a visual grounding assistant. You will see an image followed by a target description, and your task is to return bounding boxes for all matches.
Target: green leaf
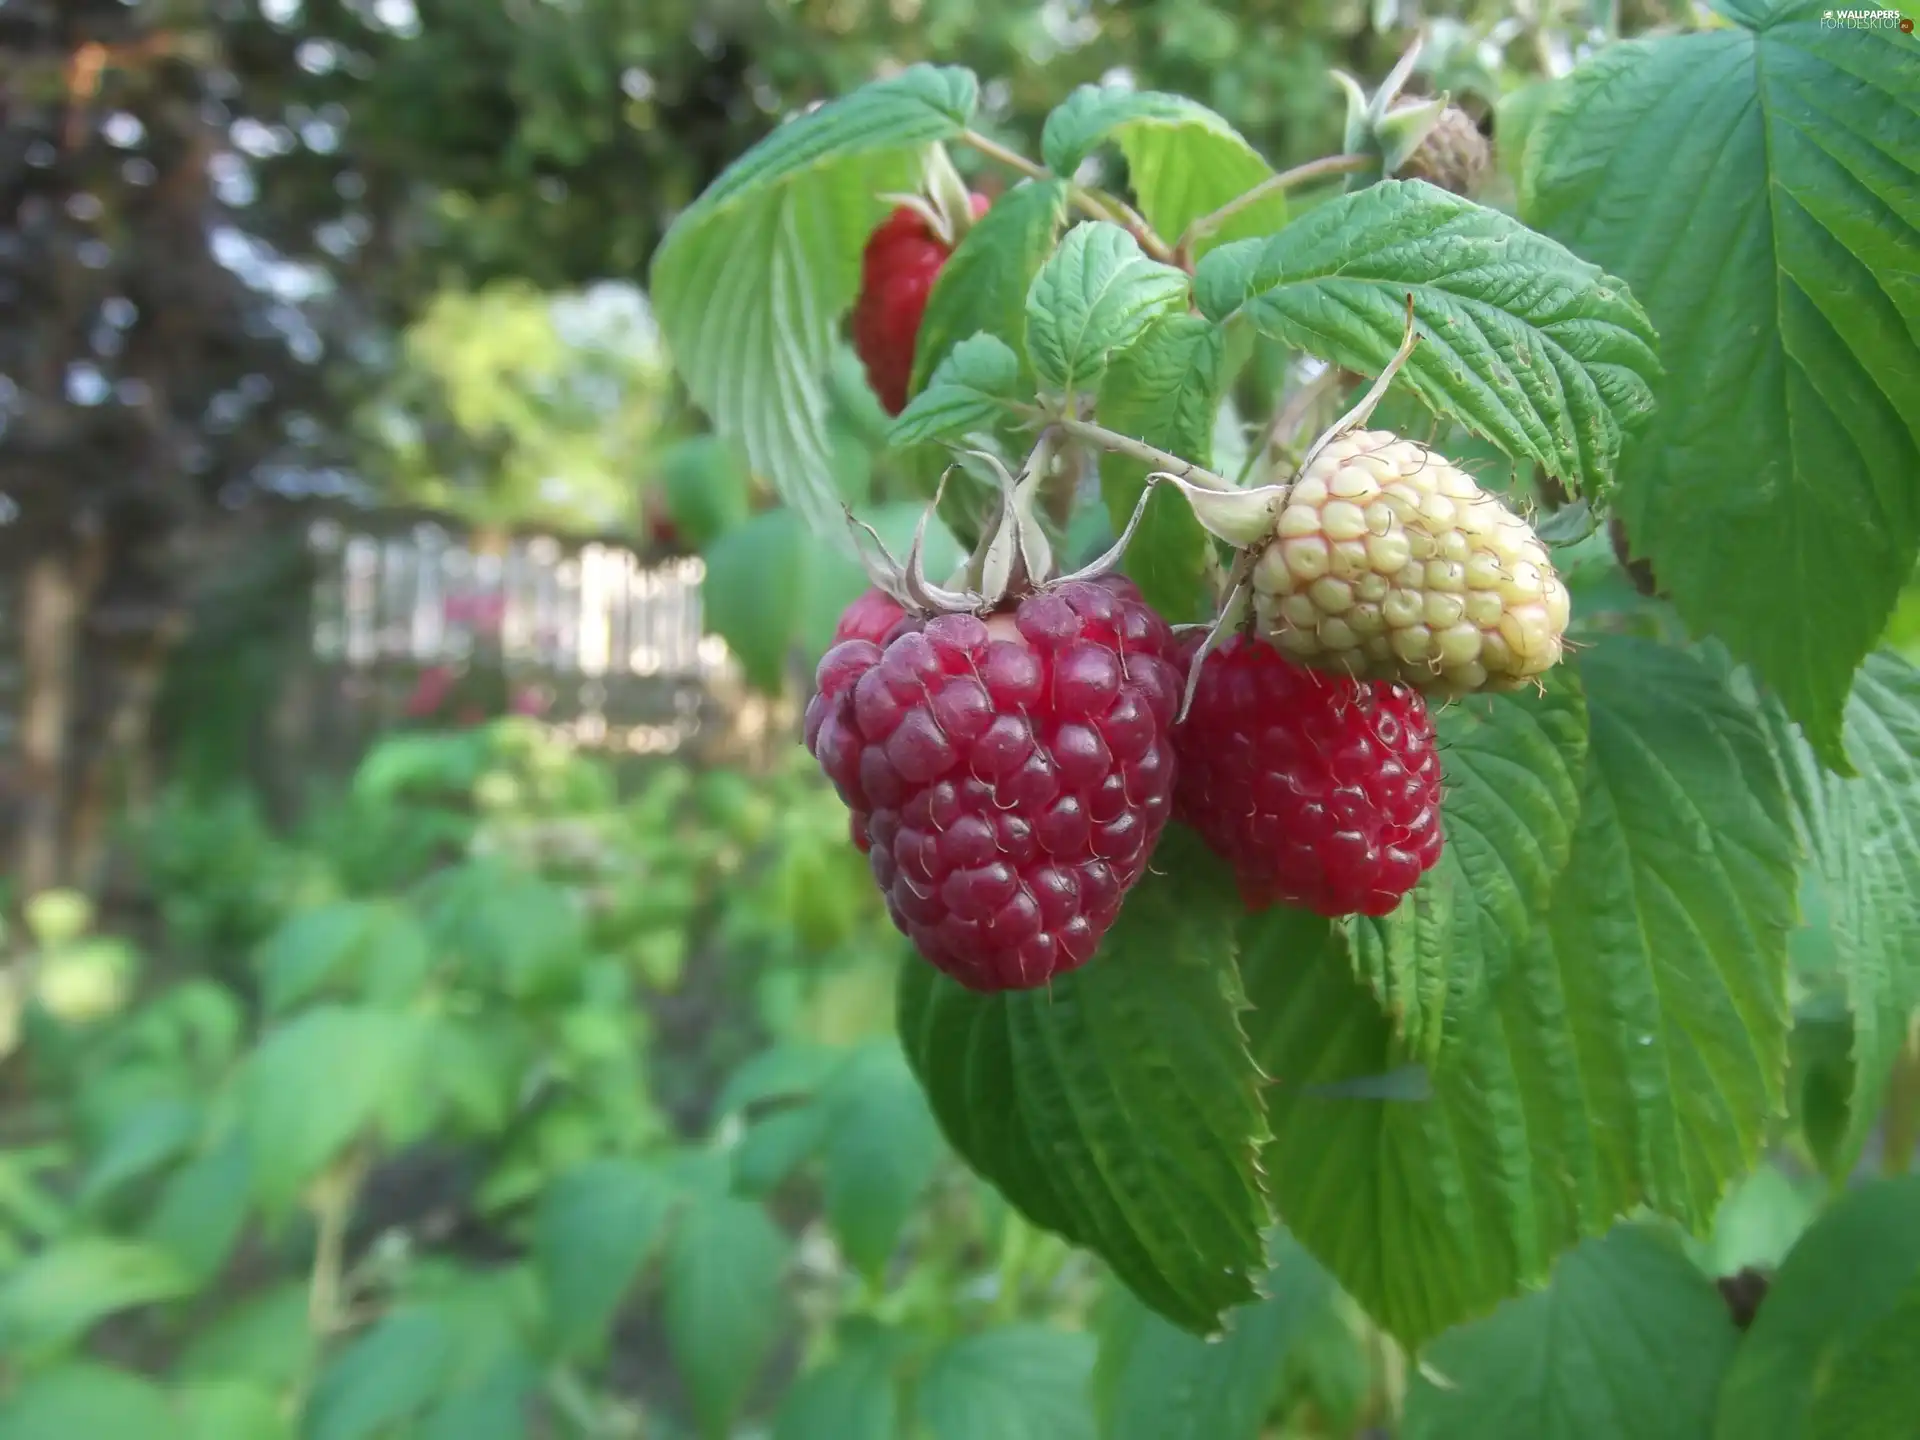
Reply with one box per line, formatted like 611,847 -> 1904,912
816,1040 -> 945,1280
650,65 -> 978,541
1039,87 -> 1287,256
142,1130 -> 254,1283
702,504 -> 960,693
0,1365 -> 181,1440
177,1282 -> 317,1392
898,828 -> 1270,1334
1762,650 -> 1920,1177
176,1380 -> 293,1440
1521,8 -> 1920,767
424,863 -> 584,999
773,1323 -> 904,1440
1026,222 -> 1190,400
911,178 -> 1072,394
1348,678 -> 1588,1057
657,435 -> 752,550
533,1158 -> 681,1358
1252,640 -> 1796,1345
307,1309 -> 452,1440
888,333 -> 1022,449
1095,1234 -> 1337,1440
243,1006 -> 433,1211
1093,313 -> 1225,622
662,1193 -> 792,1439
0,1238 -> 192,1362
1807,1270 -> 1920,1440
77,1095 -> 202,1209
1703,1160 -> 1824,1277
1403,1223 -> 1740,1440
256,900 -> 431,1013
1715,1174 -> 1920,1439
1193,180 -> 1660,500
917,1326 -> 1097,1440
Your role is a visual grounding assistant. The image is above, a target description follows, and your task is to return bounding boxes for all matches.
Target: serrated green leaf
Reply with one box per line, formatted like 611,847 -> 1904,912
1093,313 -> 1224,622
656,435 -> 752,551
1762,650 -> 1920,1177
0,1238 -> 192,1362
1193,180 -> 1660,500
1403,1224 -> 1740,1440
773,1324 -> 904,1440
1253,639 -> 1795,1345
1040,87 -> 1288,257
1349,679 -> 1588,1057
0,1365 -> 181,1440
534,1158 -> 680,1358
1521,8 -> 1920,767
911,178 -> 1072,395
898,829 -> 1270,1335
1716,1174 -> 1920,1439
1095,1233 -> 1336,1440
662,1194 -> 792,1439
917,1326 -> 1097,1440
889,333 -> 1022,448
817,1040 -> 945,1281
1026,223 -> 1190,399
650,65 -> 978,541
243,1006 -> 434,1212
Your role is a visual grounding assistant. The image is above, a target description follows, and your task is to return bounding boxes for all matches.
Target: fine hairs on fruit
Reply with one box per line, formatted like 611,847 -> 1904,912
804,440 -> 1182,993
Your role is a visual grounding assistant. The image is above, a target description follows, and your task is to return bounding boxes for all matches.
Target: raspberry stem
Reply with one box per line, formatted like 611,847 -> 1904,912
958,129 -> 1178,264
1176,152 -> 1374,255
1050,415 -> 1235,492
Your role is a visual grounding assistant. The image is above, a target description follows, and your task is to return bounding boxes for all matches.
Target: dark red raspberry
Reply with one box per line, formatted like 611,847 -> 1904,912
1172,634 -> 1443,918
833,587 -> 909,648
803,575 -> 1182,992
850,194 -> 991,415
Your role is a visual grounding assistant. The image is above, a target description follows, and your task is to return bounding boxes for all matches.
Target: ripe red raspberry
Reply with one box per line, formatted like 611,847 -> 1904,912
1172,634 -> 1443,918
803,575 -> 1182,992
850,193 -> 991,416
832,587 -> 909,647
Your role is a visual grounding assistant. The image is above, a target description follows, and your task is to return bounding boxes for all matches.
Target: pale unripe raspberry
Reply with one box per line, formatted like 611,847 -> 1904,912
1249,430 -> 1568,696
1394,105 -> 1490,196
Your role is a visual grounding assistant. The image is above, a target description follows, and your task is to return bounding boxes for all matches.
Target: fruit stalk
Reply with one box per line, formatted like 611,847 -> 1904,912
1176,152 -> 1374,255
1049,415 -> 1236,493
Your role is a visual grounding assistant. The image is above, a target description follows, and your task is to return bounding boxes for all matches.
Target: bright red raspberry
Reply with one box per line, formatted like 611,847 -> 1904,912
803,575 -> 1182,992
850,194 -> 991,416
1172,634 -> 1443,918
832,587 -> 909,648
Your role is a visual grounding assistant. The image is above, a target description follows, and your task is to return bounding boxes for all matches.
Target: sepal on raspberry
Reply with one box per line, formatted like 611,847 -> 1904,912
1173,633 -> 1444,917
1158,299 -> 1569,701
807,437 -> 1181,993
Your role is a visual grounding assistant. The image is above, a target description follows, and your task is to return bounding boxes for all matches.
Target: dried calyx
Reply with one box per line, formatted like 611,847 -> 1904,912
1154,297 -> 1570,708
1334,33 -> 1483,192
845,431 -> 1158,618
875,144 -> 983,249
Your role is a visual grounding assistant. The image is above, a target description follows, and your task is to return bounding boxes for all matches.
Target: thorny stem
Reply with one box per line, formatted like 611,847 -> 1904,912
1176,152 -> 1373,255
1049,414 -> 1235,492
958,129 -> 1179,264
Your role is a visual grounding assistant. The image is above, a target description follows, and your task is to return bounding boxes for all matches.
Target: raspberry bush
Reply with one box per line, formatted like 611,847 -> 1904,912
654,6 -> 1920,1435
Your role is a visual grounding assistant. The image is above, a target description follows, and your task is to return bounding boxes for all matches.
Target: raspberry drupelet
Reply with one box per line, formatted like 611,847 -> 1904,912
805,575 -> 1182,992
1172,633 -> 1443,917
